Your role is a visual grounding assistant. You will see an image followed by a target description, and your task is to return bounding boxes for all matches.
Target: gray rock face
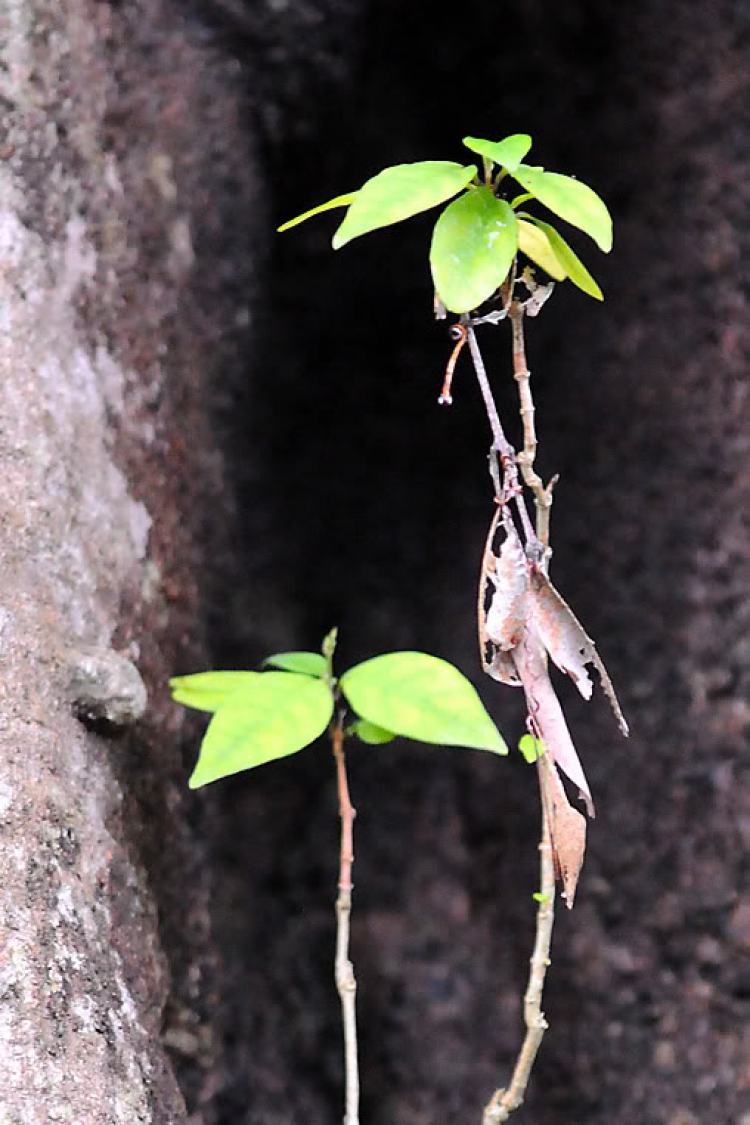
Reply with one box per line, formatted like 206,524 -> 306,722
0,1 -> 262,1120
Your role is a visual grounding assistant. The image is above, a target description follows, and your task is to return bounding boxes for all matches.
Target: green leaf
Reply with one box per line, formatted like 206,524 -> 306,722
170,671 -> 262,713
526,217 -> 603,299
340,652 -> 507,754
519,734 -> 544,763
277,193 -> 357,233
188,672 -> 334,788
264,651 -> 328,677
512,165 -> 612,252
517,219 -> 567,281
350,718 -> 396,745
430,188 -> 518,313
332,162 -> 476,249
462,134 -> 532,174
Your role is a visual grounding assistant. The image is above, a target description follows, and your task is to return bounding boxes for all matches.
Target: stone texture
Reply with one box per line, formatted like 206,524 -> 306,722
0,1 -> 260,1121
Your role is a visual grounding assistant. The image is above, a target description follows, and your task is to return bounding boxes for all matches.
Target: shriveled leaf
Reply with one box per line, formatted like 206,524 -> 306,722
478,509 -> 523,688
332,162 -> 476,249
530,570 -> 594,700
170,671 -> 261,713
529,567 -> 629,736
517,219 -> 567,281
188,672 -> 333,788
430,188 -> 518,313
486,649 -> 522,687
485,524 -> 530,650
340,651 -> 507,754
526,217 -> 602,299
350,718 -> 396,744
462,133 -> 532,173
264,651 -> 327,677
519,734 -> 543,763
511,632 -> 594,815
277,193 -> 357,233
512,165 -> 612,252
538,749 -> 587,908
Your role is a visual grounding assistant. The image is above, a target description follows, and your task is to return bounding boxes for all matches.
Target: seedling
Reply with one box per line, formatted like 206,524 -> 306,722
172,629 -> 506,1124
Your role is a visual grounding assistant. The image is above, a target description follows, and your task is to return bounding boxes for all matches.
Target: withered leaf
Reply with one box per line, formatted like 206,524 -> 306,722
486,525 -> 530,651
529,566 -> 629,737
538,748 -> 587,908
477,504 -> 502,670
477,503 -> 628,836
486,648 -> 522,687
513,631 -> 595,816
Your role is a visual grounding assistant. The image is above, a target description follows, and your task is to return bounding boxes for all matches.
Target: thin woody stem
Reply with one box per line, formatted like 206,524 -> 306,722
331,717 -> 360,1125
508,303 -> 556,550
482,806 -> 556,1124
464,318 -> 513,462
464,320 -> 538,550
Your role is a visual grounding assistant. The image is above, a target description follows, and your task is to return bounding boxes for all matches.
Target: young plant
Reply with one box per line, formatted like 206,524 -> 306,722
276,132 -> 628,1122
171,629 -> 507,1125
279,132 -> 611,313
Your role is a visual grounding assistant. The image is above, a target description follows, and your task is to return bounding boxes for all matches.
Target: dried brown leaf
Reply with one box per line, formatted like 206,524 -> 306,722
538,749 -> 587,908
486,526 -> 530,651
486,648 -> 522,687
477,504 -> 502,669
513,631 -> 595,816
529,567 -> 629,736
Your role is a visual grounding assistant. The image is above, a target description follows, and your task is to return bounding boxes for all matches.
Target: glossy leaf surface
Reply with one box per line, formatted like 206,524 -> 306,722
170,671 -> 262,713
462,133 -> 532,173
513,165 -> 612,251
340,651 -> 507,754
188,672 -> 333,788
430,188 -> 518,313
332,162 -> 476,249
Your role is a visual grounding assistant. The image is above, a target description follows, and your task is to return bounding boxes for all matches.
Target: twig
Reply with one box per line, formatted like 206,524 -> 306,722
508,302 -> 557,551
464,320 -> 538,551
482,806 -> 556,1123
439,323 -> 468,405
331,716 -> 360,1125
464,318 -> 513,466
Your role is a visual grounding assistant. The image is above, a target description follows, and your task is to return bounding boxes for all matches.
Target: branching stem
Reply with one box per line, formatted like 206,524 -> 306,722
464,320 -> 538,551
331,716 -> 360,1125
482,809 -> 556,1123
509,302 -> 557,550
469,283 -> 563,1121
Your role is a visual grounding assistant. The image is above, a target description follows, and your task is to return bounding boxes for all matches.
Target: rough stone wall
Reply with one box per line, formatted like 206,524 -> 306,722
0,2 -> 260,1120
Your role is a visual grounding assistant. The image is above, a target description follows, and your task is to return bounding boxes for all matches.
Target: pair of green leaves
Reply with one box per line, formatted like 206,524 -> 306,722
171,650 -> 507,789
278,133 -> 612,312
